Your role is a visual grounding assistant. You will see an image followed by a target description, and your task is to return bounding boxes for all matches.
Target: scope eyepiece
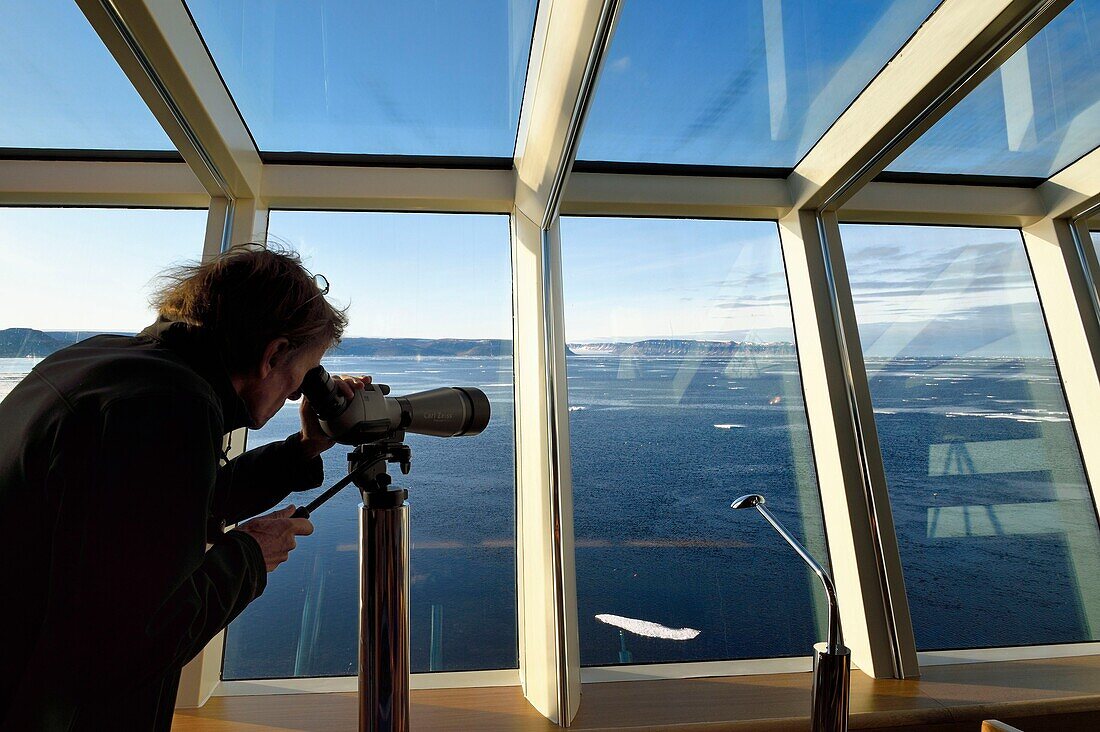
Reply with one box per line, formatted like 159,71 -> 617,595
301,366 -> 348,420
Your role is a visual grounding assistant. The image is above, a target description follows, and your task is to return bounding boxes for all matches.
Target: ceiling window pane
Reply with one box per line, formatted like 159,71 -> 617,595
561,217 -> 827,665
0,1 -> 173,150
842,223 -> 1100,650
888,0 -> 1100,178
223,212 -> 516,678
185,0 -> 538,157
0,206 -> 207,398
577,0 -> 941,168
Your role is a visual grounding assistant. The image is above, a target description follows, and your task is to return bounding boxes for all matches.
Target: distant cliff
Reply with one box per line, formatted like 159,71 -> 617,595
0,329 -> 793,360
334,337 -> 513,357
0,328 -> 66,357
0,329 -> 518,359
0,329 -> 133,357
567,339 -> 796,357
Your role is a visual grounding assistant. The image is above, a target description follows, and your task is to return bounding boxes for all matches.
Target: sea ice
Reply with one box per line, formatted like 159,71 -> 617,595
595,613 -> 701,640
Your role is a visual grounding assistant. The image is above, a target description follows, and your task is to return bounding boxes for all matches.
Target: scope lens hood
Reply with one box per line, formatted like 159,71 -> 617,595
455,387 -> 491,436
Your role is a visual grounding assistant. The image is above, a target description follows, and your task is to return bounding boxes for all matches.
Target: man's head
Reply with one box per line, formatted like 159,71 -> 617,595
151,247 -> 348,428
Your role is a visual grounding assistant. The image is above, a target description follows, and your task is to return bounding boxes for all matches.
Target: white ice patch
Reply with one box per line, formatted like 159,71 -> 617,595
945,411 -> 1070,423
596,614 -> 701,641
713,423 -> 745,429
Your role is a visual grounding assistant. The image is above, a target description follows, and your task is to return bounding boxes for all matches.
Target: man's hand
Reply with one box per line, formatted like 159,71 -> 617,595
236,505 -> 314,572
298,374 -> 373,458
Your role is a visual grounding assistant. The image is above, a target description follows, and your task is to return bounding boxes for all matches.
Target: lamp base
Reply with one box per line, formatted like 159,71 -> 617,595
811,642 -> 850,732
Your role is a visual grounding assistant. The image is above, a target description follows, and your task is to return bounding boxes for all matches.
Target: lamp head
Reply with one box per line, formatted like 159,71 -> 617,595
730,493 -> 765,510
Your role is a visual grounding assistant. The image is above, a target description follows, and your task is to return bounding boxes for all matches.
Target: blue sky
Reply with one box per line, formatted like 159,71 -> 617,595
561,217 -> 796,343
0,1 -> 172,150
0,1 -> 1094,358
0,207 -> 208,333
579,0 -> 940,167
269,211 -> 514,339
0,208 -> 1067,360
842,224 -> 1055,358
888,0 -> 1100,177
3,0 -> 1096,172
185,0 -> 537,156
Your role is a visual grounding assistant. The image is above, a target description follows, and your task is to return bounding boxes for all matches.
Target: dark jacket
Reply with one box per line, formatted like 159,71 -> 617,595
0,320 -> 324,731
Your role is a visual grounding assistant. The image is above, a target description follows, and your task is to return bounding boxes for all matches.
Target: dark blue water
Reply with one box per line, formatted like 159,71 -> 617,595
222,354 -> 1100,679
863,356 -> 1100,651
224,357 -> 518,678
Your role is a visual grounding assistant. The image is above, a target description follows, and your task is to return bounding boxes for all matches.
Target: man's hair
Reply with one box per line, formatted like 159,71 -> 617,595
151,246 -> 348,372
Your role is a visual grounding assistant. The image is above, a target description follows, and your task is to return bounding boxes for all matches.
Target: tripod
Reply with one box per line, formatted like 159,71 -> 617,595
295,436 -> 413,732
351,437 -> 412,732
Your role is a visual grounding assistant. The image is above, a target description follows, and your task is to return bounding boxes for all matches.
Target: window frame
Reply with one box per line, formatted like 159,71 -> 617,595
218,207 -> 522,682
0,0 -> 1097,722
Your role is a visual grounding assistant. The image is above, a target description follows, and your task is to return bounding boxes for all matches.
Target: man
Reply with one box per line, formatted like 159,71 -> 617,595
0,247 -> 363,730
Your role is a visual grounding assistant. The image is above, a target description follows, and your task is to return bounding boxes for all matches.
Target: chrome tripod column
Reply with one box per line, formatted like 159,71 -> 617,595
731,494 -> 850,732
359,488 -> 410,732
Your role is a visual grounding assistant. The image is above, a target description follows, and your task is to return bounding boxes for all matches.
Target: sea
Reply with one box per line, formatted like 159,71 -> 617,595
2,352 -> 1098,679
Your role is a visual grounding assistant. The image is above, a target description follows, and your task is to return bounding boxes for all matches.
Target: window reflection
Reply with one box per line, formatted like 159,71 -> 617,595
579,0 -> 940,167
560,217 -> 827,665
842,223 -> 1100,650
889,0 -> 1100,177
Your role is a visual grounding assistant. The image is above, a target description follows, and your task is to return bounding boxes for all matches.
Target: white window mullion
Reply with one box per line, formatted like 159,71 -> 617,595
510,209 -> 582,725
777,208 -> 919,679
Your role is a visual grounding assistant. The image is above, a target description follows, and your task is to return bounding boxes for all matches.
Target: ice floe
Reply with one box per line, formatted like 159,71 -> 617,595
595,613 -> 700,640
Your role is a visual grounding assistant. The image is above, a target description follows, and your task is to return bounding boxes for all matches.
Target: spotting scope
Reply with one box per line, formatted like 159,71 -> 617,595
300,365 -> 491,445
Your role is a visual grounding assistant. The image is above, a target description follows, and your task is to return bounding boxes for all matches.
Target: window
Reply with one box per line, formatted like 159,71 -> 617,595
577,0 -> 941,168
222,212 -> 517,678
559,217 -> 827,666
0,1 -> 174,150
185,0 -> 539,157
842,223 -> 1100,650
888,0 -> 1100,178
0,206 -> 207,400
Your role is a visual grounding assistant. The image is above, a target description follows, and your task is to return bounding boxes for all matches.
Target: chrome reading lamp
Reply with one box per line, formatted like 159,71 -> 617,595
731,494 -> 850,732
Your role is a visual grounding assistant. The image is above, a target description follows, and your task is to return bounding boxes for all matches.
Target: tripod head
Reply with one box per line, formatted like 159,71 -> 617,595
291,367 -> 493,519
348,436 -> 410,490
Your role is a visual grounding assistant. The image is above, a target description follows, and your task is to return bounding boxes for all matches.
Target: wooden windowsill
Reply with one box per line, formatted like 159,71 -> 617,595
172,655 -> 1100,731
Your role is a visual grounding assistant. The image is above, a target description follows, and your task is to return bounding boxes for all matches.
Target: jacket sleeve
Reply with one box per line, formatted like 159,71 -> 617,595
213,433 -> 325,524
8,392 -> 270,723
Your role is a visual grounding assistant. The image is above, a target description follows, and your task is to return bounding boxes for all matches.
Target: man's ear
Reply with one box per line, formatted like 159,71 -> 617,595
258,338 -> 291,378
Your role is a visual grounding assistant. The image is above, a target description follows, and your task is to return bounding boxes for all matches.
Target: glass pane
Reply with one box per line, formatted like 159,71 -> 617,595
842,223 -> 1100,650
560,217 -> 827,665
223,212 -> 516,678
888,0 -> 1100,178
577,0 -> 941,167
0,206 -> 206,399
0,1 -> 173,150
185,0 -> 538,156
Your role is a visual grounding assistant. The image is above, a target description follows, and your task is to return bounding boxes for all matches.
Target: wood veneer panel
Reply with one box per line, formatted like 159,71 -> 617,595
173,657 -> 1100,731
173,687 -> 558,732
